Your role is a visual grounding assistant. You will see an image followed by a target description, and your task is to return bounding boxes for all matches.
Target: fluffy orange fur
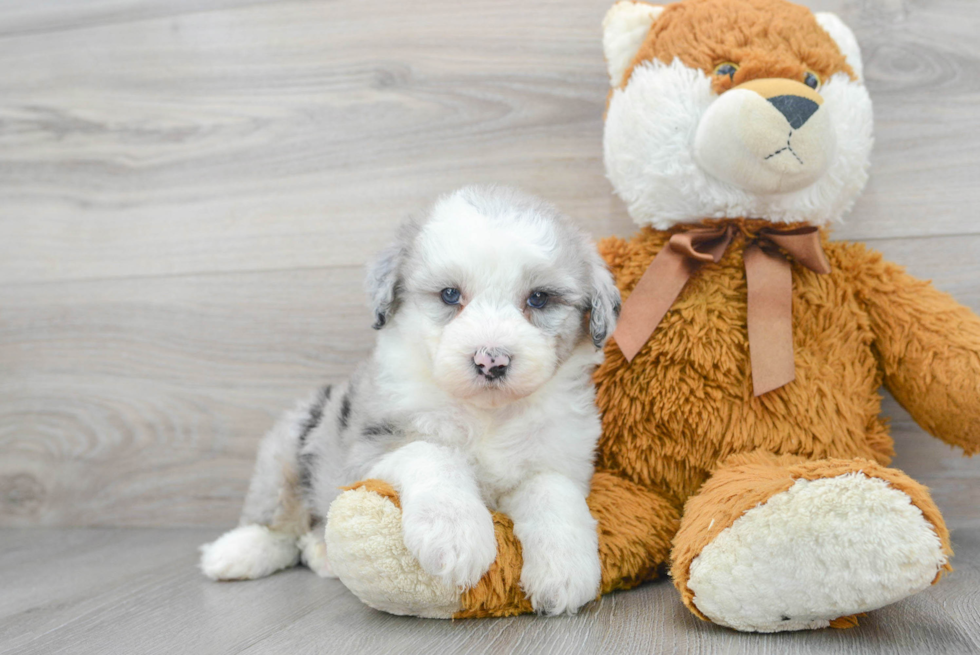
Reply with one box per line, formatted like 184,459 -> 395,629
624,0 -> 854,93
443,220 -> 979,619
457,471 -> 679,618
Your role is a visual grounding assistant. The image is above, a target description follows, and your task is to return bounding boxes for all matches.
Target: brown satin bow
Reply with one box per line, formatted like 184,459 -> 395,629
613,224 -> 831,396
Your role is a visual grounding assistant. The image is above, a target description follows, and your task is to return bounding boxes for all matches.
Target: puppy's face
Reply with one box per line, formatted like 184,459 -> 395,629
367,187 -> 619,408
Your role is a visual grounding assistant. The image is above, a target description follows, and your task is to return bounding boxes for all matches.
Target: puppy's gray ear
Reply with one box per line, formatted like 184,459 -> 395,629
587,251 -> 621,348
366,219 -> 418,329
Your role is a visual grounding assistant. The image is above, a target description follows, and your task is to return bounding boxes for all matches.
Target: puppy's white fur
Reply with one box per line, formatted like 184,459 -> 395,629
199,525 -> 299,581
200,186 -> 619,616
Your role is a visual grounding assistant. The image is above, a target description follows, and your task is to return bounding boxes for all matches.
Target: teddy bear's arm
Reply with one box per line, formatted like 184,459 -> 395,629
325,471 -> 680,618
456,470 -> 680,616
849,243 -> 980,455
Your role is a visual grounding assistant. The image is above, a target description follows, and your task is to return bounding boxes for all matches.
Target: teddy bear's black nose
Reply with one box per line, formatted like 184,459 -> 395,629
768,95 -> 819,130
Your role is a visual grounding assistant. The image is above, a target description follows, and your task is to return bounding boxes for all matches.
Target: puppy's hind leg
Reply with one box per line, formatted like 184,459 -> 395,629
199,524 -> 301,581
200,387 -> 332,581
299,520 -> 336,578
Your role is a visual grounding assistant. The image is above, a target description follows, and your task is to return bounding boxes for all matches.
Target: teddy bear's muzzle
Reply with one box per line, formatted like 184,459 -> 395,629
693,77 -> 837,195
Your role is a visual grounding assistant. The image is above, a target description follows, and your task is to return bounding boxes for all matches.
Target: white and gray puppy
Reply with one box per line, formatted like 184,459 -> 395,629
200,186 -> 620,615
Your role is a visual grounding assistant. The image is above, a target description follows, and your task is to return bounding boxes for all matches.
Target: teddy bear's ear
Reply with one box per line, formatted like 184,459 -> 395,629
602,1 -> 664,88
814,12 -> 864,80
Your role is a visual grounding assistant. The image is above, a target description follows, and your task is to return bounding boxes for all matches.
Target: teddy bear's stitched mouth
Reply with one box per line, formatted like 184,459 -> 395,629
764,131 -> 804,165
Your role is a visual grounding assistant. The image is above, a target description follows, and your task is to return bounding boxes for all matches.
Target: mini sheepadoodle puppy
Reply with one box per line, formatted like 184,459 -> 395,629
200,186 -> 621,615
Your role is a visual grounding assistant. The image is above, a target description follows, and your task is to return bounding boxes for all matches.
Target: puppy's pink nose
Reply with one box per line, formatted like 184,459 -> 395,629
473,350 -> 510,380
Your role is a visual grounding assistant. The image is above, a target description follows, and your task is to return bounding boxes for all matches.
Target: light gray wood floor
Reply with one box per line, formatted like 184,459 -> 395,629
1,526 -> 978,655
2,0 -> 979,652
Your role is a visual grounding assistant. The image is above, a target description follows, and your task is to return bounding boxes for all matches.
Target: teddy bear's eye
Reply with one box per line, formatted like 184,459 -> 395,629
714,62 -> 739,81
804,71 -> 821,89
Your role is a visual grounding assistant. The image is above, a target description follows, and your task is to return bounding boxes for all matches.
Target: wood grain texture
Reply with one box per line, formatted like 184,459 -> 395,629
0,527 -> 978,655
2,0 -> 978,651
0,0 -> 978,540
0,0 -> 978,285
0,266 -> 374,526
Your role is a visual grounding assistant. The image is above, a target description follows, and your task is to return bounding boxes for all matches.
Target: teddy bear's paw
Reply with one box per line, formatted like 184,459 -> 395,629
686,473 -> 948,632
324,485 -> 462,618
401,490 -> 497,589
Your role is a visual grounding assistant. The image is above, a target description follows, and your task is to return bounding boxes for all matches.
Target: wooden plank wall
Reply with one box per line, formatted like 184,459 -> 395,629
1,0 -> 978,527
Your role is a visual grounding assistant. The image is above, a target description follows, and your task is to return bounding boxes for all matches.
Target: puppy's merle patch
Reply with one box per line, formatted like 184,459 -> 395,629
338,390 -> 352,431
297,386 -> 332,492
363,423 -> 396,440
298,385 -> 332,446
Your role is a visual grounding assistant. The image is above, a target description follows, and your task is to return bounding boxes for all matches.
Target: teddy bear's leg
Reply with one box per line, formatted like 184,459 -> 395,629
324,472 -> 679,618
670,452 -> 953,633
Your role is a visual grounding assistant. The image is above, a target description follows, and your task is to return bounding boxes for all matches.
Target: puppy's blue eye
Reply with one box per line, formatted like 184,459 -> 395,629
527,291 -> 549,309
440,288 -> 461,305
803,71 -> 820,89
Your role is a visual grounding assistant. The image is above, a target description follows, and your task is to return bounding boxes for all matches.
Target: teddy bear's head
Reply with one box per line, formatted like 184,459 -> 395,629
602,0 -> 873,229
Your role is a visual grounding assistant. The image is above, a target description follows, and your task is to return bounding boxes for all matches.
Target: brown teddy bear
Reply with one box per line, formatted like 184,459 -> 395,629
323,0 -> 980,631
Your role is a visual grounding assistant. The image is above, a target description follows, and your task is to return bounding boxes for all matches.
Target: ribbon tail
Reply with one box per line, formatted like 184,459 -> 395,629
613,247 -> 700,362
762,227 -> 832,275
744,244 -> 796,396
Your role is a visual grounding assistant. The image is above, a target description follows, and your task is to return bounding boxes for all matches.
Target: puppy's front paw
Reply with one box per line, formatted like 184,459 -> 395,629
520,535 -> 601,616
401,493 -> 497,589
